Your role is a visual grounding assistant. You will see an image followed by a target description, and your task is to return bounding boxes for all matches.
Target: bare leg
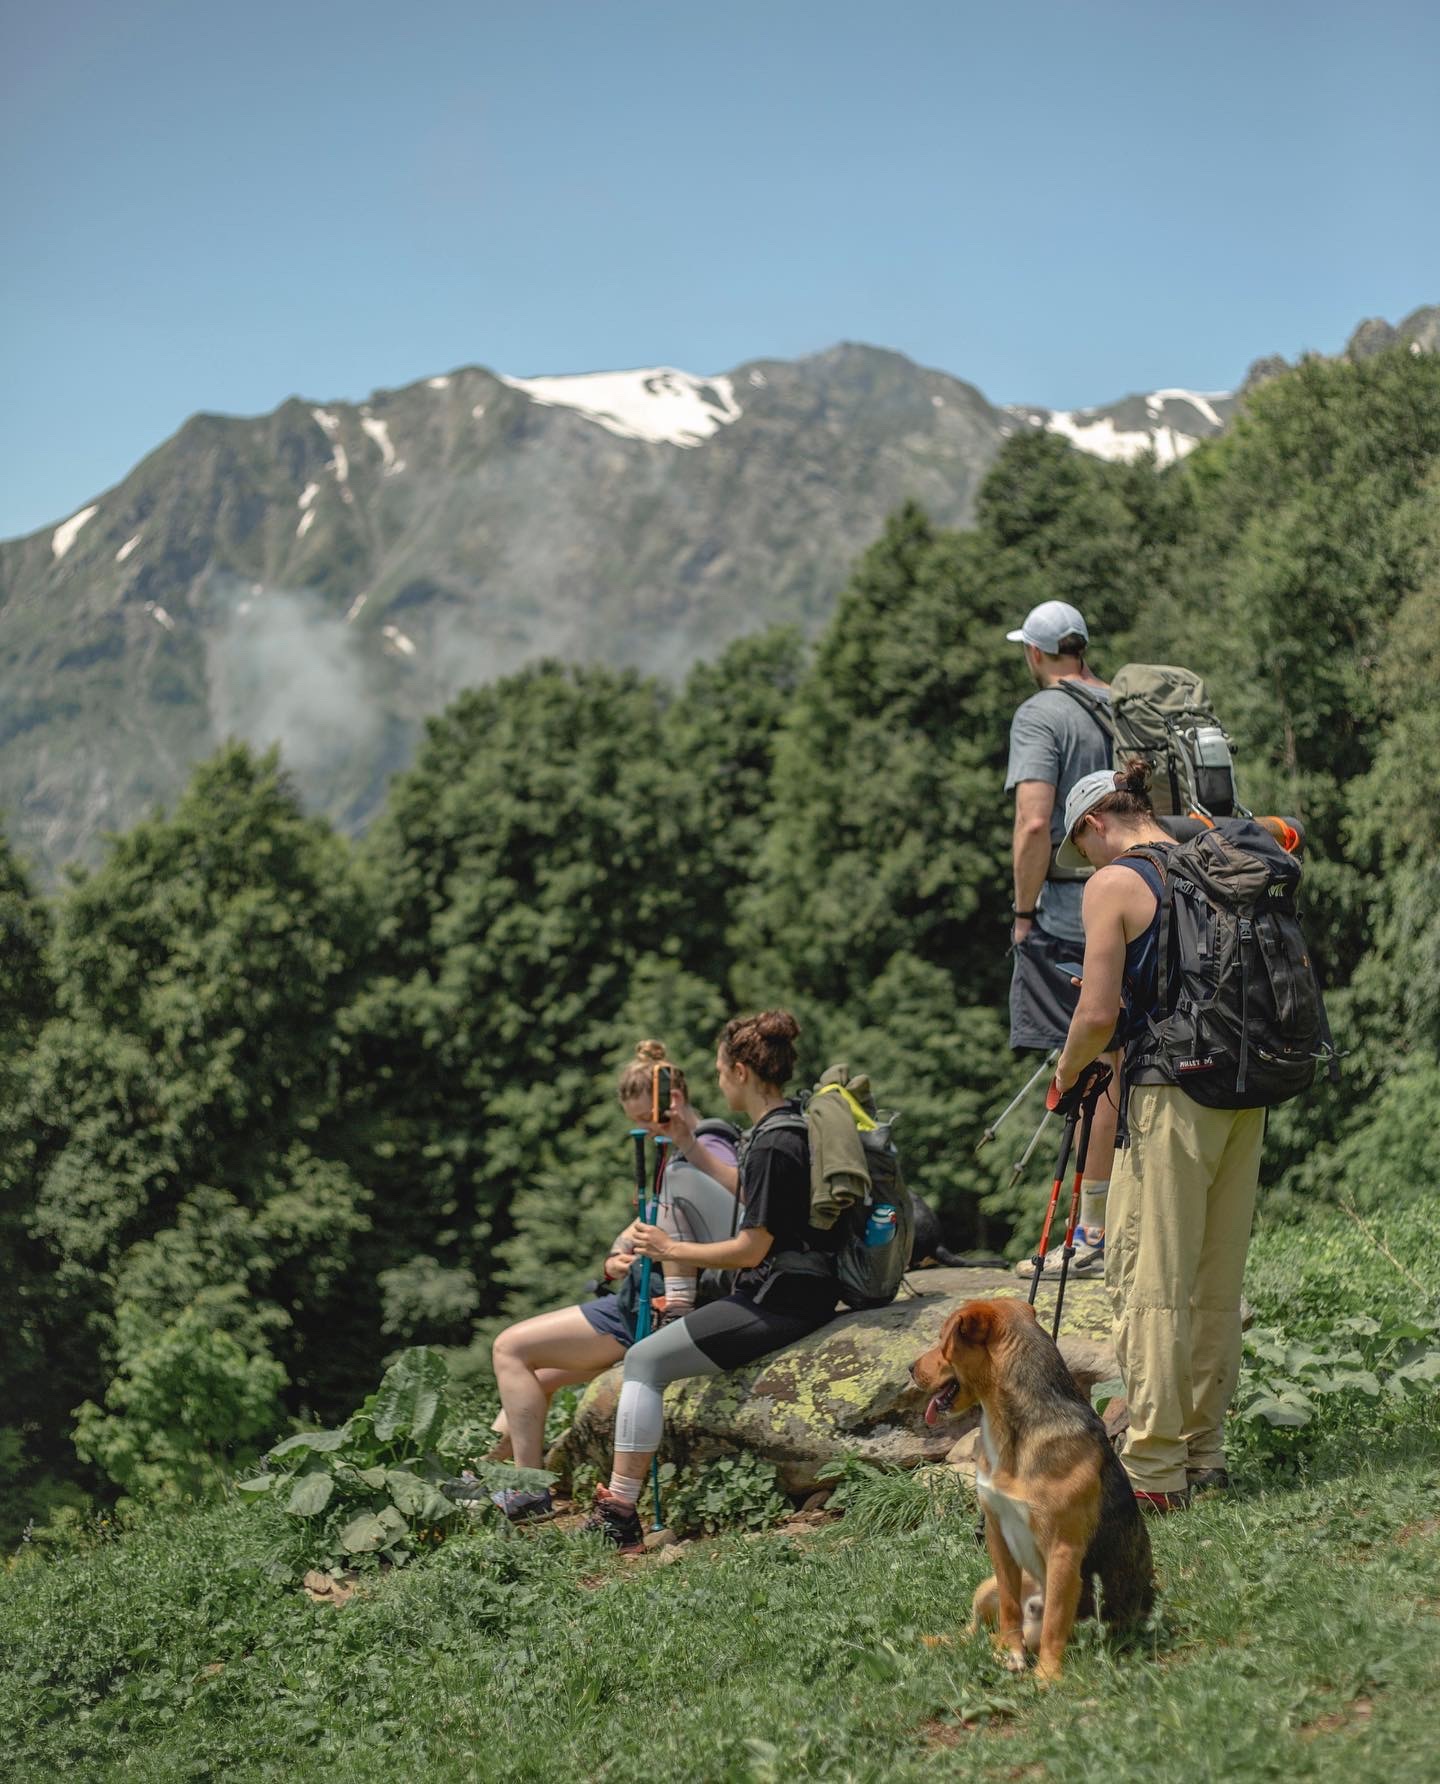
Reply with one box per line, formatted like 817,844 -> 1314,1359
491,1308 -> 624,1470
1085,1050 -> 1120,1187
487,1367 -> 591,1459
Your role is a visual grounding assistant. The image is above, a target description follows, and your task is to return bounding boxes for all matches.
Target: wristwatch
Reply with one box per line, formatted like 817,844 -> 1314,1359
1011,907 -> 1037,920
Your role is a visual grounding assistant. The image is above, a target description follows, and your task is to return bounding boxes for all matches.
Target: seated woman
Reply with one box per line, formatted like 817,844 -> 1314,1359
582,1009 -> 841,1553
487,1040 -> 740,1520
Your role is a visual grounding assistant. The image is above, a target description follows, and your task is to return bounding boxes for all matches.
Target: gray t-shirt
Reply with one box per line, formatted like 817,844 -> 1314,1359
1005,683 -> 1112,944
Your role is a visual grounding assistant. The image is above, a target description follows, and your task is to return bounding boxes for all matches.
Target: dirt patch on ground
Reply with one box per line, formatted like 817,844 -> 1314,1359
1298,1697 -> 1374,1740
1395,1517 -> 1440,1547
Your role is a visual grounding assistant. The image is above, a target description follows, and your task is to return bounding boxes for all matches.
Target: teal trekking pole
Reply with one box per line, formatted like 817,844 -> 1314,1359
628,1129 -> 669,1533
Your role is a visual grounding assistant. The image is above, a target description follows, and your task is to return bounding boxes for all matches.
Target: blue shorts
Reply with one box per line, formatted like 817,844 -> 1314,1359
578,1295 -> 636,1348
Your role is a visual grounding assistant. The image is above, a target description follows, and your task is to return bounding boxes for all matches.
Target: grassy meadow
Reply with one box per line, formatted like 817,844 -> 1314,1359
5,1199 -> 1438,1783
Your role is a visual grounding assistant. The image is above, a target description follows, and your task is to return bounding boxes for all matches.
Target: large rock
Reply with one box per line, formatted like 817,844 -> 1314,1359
547,1267 -> 1116,1496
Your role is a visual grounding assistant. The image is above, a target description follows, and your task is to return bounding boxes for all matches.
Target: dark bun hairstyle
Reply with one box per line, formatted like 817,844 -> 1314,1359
717,1009 -> 800,1088
1076,755 -> 1155,837
617,1039 -> 688,1105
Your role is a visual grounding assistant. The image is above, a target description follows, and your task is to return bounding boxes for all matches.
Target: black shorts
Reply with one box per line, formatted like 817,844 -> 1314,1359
682,1286 -> 838,1372
1009,923 -> 1084,1050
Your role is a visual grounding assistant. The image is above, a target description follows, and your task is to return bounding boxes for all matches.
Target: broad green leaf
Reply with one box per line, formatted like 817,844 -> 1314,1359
1245,1394 -> 1313,1428
377,1504 -> 409,1536
386,1469 -> 453,1520
234,1475 -> 274,1498
286,1471 -> 335,1517
1090,1377 -> 1126,1416
355,1466 -> 388,1490
370,1348 -> 448,1448
1327,1369 -> 1382,1396
339,1511 -> 389,1553
1392,1351 -> 1440,1384
270,1427 -> 349,1458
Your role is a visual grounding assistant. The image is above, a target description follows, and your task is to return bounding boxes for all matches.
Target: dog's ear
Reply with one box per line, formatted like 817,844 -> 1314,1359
950,1302 -> 995,1349
1013,1300 -> 1040,1327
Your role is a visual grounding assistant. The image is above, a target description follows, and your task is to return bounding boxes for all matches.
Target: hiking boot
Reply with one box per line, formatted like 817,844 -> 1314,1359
579,1485 -> 645,1555
1014,1233 -> 1104,1280
1134,1488 -> 1191,1516
1186,1467 -> 1231,1495
489,1486 -> 556,1524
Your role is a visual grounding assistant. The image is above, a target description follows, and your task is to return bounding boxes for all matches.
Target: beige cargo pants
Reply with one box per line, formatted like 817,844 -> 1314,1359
1106,1084 -> 1264,1494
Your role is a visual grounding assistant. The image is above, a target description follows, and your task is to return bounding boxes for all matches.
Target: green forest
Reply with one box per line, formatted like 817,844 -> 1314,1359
4,342 -> 1438,1543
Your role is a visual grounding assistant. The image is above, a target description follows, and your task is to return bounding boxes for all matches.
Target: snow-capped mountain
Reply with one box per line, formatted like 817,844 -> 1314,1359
1,308 -> 1432,875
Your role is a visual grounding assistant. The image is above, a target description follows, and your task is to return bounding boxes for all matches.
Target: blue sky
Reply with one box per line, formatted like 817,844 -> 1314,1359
2,0 -> 1437,539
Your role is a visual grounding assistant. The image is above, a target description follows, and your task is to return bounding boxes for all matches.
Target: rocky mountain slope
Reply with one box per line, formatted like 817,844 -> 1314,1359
1,307 -> 1431,875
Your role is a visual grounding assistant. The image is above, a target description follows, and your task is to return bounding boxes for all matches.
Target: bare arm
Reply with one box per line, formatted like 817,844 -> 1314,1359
1055,869 -> 1130,1088
630,1222 -> 772,1271
1012,780 -> 1055,942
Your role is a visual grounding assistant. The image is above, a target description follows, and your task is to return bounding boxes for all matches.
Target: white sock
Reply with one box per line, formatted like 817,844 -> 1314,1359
606,1471 -> 643,1507
1080,1178 -> 1109,1243
662,1270 -> 697,1312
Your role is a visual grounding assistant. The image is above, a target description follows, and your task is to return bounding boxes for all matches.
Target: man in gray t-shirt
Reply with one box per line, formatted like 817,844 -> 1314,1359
1006,684 -> 1112,946
1002,599 -> 1118,1281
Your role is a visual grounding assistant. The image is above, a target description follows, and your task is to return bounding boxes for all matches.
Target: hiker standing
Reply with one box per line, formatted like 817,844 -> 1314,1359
486,1042 -> 740,1520
1005,600 -> 1118,1277
582,1010 -> 841,1553
1051,761 -> 1270,1511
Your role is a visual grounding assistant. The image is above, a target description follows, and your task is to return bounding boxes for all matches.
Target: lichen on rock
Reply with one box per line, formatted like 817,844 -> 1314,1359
547,1267 -> 1115,1495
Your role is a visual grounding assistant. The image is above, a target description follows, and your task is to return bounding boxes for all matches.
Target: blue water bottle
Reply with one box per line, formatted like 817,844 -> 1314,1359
863,1204 -> 898,1248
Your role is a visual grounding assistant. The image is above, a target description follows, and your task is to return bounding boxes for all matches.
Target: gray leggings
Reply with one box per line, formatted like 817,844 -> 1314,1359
614,1318 -> 719,1453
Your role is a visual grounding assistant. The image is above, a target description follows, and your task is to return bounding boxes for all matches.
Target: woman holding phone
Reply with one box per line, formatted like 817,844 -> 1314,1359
485,1041 -> 740,1520
582,1009 -> 842,1553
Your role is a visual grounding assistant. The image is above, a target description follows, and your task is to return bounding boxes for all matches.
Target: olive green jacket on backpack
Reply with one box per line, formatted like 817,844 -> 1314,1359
807,1063 -> 875,1229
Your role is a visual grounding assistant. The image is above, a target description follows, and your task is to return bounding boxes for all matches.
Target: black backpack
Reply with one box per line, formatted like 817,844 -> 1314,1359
1122,820 -> 1339,1110
745,1084 -> 913,1312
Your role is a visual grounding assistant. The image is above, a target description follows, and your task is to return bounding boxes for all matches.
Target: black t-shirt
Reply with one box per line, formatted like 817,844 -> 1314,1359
735,1100 -> 838,1308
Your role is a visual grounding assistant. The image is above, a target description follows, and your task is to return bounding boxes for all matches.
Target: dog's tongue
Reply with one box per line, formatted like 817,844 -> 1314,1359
924,1392 -> 944,1428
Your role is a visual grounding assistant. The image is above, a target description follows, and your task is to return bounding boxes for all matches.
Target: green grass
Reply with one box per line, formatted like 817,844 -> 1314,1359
5,1202 -> 1439,1783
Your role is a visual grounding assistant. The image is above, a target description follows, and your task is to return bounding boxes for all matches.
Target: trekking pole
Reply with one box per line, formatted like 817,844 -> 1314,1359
1005,1108 -> 1054,1194
630,1135 -> 670,1533
1048,1064 -> 1112,1341
975,1049 -> 1058,1152
1026,1107 -> 1079,1306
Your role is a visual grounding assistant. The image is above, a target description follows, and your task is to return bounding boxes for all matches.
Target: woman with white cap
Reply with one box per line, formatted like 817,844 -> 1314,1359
1050,757 -> 1263,1514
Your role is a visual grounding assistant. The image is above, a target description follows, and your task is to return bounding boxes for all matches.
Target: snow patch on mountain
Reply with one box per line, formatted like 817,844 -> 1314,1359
361,416 -> 405,474
144,601 -> 175,632
382,623 -> 417,657
427,376 -> 451,390
298,482 -> 319,510
1147,389 -> 1230,428
499,368 -> 742,447
297,509 -> 316,539
52,504 -> 99,560
1042,410 -> 1199,466
116,533 -> 142,562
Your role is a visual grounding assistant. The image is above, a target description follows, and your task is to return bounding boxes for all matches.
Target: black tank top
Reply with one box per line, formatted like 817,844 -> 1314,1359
1113,847 -> 1175,1050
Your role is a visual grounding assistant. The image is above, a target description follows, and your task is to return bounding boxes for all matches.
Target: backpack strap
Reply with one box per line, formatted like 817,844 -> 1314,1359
1112,843 -> 1176,1144
1054,680 -> 1116,757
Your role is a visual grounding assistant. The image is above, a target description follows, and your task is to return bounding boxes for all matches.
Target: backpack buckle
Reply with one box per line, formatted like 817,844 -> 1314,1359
1238,918 -> 1254,942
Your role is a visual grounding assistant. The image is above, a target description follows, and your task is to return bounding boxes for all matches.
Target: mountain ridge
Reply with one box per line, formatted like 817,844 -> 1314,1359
0,309 -> 1432,876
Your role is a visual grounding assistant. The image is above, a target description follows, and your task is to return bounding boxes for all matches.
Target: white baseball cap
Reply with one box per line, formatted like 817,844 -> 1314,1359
1054,768 -> 1123,870
1006,600 -> 1089,655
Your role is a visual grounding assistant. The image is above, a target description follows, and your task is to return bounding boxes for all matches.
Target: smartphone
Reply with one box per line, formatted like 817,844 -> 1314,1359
651,1064 -> 672,1125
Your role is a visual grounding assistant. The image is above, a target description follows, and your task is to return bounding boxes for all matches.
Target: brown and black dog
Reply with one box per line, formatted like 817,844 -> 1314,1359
911,1297 -> 1154,1683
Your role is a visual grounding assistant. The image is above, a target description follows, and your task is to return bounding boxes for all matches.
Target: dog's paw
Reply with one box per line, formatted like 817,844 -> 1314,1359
996,1644 -> 1029,1674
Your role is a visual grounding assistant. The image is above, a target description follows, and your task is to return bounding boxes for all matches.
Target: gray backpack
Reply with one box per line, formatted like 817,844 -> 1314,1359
1060,665 -> 1242,818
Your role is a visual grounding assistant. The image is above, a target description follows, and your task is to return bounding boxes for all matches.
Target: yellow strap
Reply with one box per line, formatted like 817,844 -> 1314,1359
813,1081 -> 877,1131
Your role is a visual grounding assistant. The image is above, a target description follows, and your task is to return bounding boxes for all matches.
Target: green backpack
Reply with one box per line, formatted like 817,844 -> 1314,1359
1060,664 -> 1242,818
